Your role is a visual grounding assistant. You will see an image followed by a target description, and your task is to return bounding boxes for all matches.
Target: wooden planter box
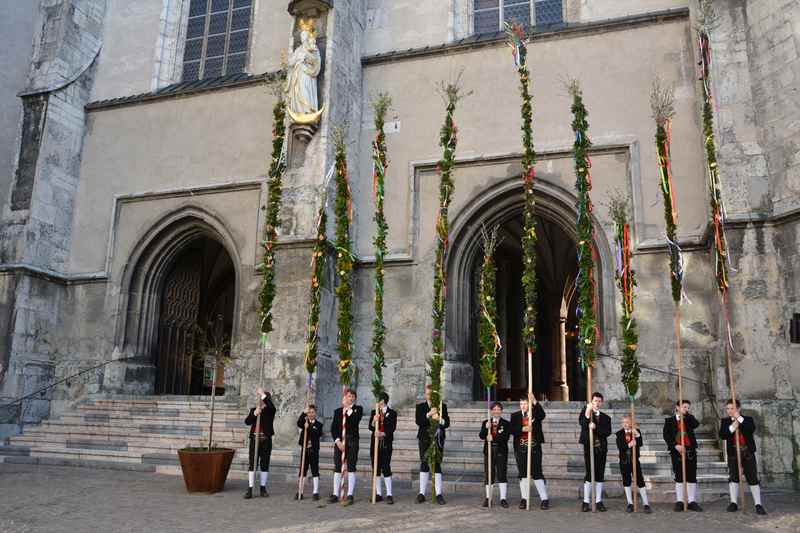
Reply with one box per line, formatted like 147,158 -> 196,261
177,448 -> 235,493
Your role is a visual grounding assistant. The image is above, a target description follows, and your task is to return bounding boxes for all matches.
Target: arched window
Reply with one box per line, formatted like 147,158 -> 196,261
473,0 -> 563,35
182,0 -> 253,81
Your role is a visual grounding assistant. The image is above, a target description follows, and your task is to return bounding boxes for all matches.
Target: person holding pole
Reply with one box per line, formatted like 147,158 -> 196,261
296,404 -> 323,501
510,392 -> 548,510
663,399 -> 702,511
719,399 -> 767,515
480,401 -> 511,508
329,389 -> 363,506
579,392 -> 611,512
244,387 -> 276,499
415,384 -> 450,505
616,415 -> 652,513
369,392 -> 397,504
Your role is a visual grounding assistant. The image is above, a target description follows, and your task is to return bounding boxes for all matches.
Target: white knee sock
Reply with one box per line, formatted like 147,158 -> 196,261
385,476 -> 393,496
639,487 -> 649,506
749,484 -> 762,506
688,482 -> 697,503
583,481 -> 591,503
499,482 -> 508,500
260,471 -> 268,487
534,479 -> 548,501
333,472 -> 342,497
312,476 -> 319,494
729,482 -> 738,504
248,471 -> 255,488
624,486 -> 633,504
595,482 -> 603,503
675,482 -> 684,503
435,473 -> 443,496
419,472 -> 429,496
485,484 -> 491,499
376,475 -> 383,496
347,472 -> 356,496
519,479 -> 529,500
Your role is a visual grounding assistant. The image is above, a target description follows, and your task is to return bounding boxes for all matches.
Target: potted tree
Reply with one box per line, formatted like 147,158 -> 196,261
177,316 -> 236,493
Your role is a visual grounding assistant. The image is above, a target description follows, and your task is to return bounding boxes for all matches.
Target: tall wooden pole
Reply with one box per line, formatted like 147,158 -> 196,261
675,307 -> 688,511
631,400 -> 638,512
727,342 -> 746,512
371,402 -> 380,504
298,416 -> 309,498
526,349 -> 533,511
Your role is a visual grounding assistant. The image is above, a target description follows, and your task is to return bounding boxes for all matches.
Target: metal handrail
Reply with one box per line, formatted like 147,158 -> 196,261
0,356 -> 137,416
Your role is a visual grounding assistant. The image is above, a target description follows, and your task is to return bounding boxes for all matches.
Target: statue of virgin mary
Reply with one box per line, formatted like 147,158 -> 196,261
286,19 -> 323,124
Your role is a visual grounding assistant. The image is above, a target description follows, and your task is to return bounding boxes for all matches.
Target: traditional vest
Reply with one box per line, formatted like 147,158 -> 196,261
675,417 -> 692,448
519,414 -> 530,445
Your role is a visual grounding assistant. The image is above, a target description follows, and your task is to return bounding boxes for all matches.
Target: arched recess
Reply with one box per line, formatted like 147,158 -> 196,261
113,206 -> 242,395
445,176 -> 616,401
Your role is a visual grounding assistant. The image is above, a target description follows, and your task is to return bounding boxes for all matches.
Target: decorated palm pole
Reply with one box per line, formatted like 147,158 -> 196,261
697,0 -> 745,509
478,225 -> 501,508
569,79 -> 600,512
506,21 -> 537,511
610,194 -> 642,511
370,93 -> 392,505
650,77 -> 689,510
297,194 -> 327,499
333,127 -> 355,503
427,78 -> 466,500
255,87 -> 287,483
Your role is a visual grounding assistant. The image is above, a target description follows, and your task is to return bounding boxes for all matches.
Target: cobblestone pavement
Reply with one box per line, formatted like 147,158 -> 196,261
0,464 -> 798,533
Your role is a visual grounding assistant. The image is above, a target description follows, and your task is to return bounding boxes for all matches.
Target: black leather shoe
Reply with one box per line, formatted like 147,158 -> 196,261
581,502 -> 591,512
328,494 -> 339,504
755,505 -> 767,515
500,499 -> 509,508
540,499 -> 549,510
644,505 -> 652,514
597,502 -> 607,512
375,495 -> 383,502
626,504 -> 634,513
260,486 -> 268,497
436,494 -> 446,505
674,502 -> 684,512
482,498 -> 489,508
726,502 -> 738,512
386,495 -> 394,505
344,495 -> 354,506
244,488 -> 253,500
518,498 -> 527,510
294,492 -> 300,500
688,502 -> 703,512
416,494 -> 425,504
312,493 -> 320,501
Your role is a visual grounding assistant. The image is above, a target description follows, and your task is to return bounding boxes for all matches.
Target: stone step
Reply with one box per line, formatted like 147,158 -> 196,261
0,454 -> 157,472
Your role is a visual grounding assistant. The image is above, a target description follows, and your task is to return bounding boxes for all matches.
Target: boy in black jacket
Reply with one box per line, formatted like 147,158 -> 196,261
510,392 -> 549,509
663,399 -> 702,511
579,392 -> 612,512
244,387 -> 276,499
415,384 -> 450,505
368,392 -> 398,503
719,399 -> 767,515
329,389 -> 363,505
296,404 -> 324,500
479,401 -> 511,508
615,415 -> 652,513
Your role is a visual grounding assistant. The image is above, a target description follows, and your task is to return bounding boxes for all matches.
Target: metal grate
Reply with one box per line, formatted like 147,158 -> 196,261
473,0 -> 563,34
182,0 -> 252,81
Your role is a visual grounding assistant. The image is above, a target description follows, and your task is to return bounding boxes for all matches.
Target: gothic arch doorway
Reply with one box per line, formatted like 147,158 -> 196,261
447,178 -> 611,402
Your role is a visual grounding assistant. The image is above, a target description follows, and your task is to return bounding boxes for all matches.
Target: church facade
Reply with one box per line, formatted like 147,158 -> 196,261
0,0 -> 797,487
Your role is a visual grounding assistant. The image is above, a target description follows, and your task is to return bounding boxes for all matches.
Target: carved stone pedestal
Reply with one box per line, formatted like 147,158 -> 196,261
289,123 -> 319,168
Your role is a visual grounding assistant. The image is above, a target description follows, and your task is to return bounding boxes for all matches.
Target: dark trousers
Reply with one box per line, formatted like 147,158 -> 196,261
670,448 -> 697,483
484,445 -> 508,484
583,444 -> 607,482
418,438 -> 443,474
248,435 -> 271,472
727,445 -> 759,485
333,438 -> 359,472
299,447 -> 320,478
620,451 -> 645,488
370,438 -> 393,477
514,444 -> 545,480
